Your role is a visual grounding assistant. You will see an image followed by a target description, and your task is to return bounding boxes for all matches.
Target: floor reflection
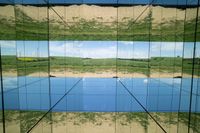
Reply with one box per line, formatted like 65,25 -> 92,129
51,112 -> 200,133
1,109 -> 200,132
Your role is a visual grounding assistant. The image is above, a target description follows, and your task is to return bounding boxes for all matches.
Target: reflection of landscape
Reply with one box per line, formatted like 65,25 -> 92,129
0,5 -> 199,41
1,111 -> 200,133
0,1 -> 200,133
1,41 -> 200,78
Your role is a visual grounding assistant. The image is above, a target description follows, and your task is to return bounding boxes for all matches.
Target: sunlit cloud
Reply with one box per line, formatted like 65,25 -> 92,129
0,41 -> 16,55
49,41 -> 198,59
0,41 -> 16,48
50,41 -> 117,58
121,41 -> 133,45
151,42 -> 183,51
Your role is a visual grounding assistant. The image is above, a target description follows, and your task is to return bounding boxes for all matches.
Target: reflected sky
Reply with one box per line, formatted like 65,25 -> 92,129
1,41 -> 200,58
50,41 -> 185,59
2,76 -> 199,112
0,41 -> 16,55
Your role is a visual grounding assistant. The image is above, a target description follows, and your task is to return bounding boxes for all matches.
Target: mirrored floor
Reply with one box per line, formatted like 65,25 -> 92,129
8,77 -> 196,133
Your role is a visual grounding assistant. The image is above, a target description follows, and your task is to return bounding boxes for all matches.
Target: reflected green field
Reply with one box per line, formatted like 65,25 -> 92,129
1,111 -> 200,133
1,55 -> 199,77
0,16 -> 198,41
0,5 -> 199,41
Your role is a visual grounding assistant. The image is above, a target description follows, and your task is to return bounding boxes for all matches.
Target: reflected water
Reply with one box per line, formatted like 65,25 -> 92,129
3,77 -> 197,112
1,77 -> 200,133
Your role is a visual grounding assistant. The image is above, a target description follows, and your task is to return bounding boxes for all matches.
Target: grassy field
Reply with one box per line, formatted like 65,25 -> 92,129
0,7 -> 199,41
1,55 -> 199,76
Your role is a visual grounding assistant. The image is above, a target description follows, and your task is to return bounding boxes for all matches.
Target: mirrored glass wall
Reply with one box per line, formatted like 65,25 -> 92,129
0,0 -> 199,133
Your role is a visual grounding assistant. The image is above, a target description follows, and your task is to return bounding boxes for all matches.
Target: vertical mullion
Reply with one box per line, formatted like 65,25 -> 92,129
0,45 -> 6,133
177,0 -> 188,132
115,1 -> 119,133
187,0 -> 199,132
47,0 -> 53,132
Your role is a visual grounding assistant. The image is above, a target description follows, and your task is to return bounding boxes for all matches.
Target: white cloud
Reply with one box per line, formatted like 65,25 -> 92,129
49,41 -> 186,59
134,51 -> 149,59
195,42 -> 200,58
0,41 -> 16,48
50,41 -> 117,58
120,41 -> 133,45
81,45 -> 116,58
151,42 -> 183,51
118,49 -> 148,59
50,41 -> 66,56
0,41 -> 16,55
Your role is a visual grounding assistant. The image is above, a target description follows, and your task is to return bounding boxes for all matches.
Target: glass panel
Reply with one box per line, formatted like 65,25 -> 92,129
29,113 -> 52,133
0,1 -> 16,133
0,49 -> 3,133
14,1 -> 51,132
178,0 -> 199,132
116,80 -> 166,133
0,5 -> 16,40
0,41 -> 20,133
189,2 -> 200,133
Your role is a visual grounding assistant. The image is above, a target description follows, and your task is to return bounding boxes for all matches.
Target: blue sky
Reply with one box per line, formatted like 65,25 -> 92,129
1,41 -> 199,59
17,41 -> 49,57
1,0 -> 197,5
0,41 -> 48,57
49,41 -> 185,58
